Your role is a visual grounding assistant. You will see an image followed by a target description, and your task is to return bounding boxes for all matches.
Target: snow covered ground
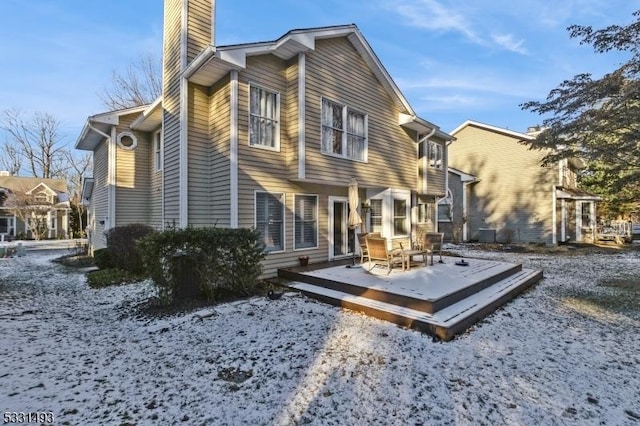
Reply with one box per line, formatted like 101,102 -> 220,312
1,246 -> 638,425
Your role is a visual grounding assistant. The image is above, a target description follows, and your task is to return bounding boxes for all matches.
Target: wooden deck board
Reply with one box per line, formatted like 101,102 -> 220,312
279,256 -> 543,340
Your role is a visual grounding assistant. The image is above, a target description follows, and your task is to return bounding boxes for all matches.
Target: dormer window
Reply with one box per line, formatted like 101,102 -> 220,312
34,192 -> 49,203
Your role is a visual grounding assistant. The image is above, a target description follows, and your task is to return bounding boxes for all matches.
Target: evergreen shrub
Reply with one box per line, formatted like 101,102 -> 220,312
137,227 -> 265,304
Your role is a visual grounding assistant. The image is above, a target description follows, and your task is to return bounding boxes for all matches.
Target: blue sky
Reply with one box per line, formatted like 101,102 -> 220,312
0,0 -> 637,146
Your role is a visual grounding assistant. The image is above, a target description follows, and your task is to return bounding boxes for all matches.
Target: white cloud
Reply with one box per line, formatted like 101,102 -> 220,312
382,0 -> 533,55
389,0 -> 482,43
491,33 -> 528,55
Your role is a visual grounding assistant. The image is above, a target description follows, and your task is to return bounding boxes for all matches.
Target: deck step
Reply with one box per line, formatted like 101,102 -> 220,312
288,268 -> 542,341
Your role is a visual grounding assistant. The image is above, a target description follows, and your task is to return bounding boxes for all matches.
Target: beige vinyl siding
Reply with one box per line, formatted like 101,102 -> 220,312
115,116 -> 151,226
240,181 -> 348,277
149,143 -> 163,229
209,76 -> 231,226
92,138 -> 110,250
188,84 -> 212,226
162,0 -> 182,225
449,125 -> 555,244
236,55 -> 291,229
425,138 -> 447,196
304,38 -> 416,190
186,0 -> 212,63
284,57 -> 299,177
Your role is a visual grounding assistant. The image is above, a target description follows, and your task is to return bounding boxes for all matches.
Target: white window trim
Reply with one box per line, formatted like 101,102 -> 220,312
368,197 -> 384,234
293,193 -> 319,251
320,97 -> 368,163
428,140 -> 443,169
392,197 -> 410,237
153,129 -> 163,172
248,82 -> 281,152
417,202 -> 433,224
116,131 -> 138,150
254,191 -> 286,254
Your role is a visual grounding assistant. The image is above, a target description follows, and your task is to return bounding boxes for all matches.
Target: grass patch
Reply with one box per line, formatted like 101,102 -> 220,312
553,273 -> 640,321
87,268 -> 147,288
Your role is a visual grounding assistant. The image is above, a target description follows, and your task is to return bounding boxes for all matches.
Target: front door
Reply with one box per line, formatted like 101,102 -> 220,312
328,197 -> 355,260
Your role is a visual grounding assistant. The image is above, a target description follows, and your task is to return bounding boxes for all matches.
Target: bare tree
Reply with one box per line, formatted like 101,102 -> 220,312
0,140 -> 22,175
3,184 -> 51,240
100,53 -> 162,110
62,151 -> 92,235
0,109 -> 67,179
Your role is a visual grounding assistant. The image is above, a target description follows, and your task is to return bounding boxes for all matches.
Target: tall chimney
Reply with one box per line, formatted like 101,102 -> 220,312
161,0 -> 215,228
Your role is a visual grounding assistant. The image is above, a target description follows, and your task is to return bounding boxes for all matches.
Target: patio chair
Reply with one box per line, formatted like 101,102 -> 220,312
357,232 -> 380,264
422,232 -> 444,265
365,236 -> 405,274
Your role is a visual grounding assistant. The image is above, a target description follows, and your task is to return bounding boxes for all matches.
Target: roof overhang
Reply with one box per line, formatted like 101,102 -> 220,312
26,182 -> 56,196
556,187 -> 601,201
450,120 -> 535,141
185,24 -> 419,115
448,167 -> 478,183
75,105 -> 149,151
399,113 -> 454,141
81,177 -> 94,204
130,97 -> 163,132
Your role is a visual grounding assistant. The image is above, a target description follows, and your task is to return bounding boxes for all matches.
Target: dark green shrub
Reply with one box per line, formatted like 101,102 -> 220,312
137,226 -> 265,304
87,268 -> 146,288
93,248 -> 113,270
105,224 -> 155,274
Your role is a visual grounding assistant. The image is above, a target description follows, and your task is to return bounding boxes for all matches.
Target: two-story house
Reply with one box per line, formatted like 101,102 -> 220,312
0,174 -> 71,240
76,0 -> 453,276
447,120 -> 600,245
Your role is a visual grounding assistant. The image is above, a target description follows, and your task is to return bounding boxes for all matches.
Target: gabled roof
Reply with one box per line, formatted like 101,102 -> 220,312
186,24 -> 453,140
0,176 -> 68,194
448,167 -> 478,183
130,97 -> 163,132
76,104 -> 149,151
450,120 -> 535,141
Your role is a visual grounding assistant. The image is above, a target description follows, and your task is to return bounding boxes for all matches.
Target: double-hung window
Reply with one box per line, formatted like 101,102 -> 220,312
250,85 -> 280,150
294,195 -> 318,249
153,130 -> 163,171
321,98 -> 367,161
255,192 -> 284,253
393,198 -> 408,236
369,199 -> 383,233
428,141 -> 443,169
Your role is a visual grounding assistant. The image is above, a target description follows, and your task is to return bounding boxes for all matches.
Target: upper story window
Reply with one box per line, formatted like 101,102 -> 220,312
321,98 -> 367,162
428,141 -> 443,169
153,130 -> 163,172
249,84 -> 280,151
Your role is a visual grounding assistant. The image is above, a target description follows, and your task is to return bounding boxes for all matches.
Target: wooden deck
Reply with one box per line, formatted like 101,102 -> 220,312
276,256 -> 543,341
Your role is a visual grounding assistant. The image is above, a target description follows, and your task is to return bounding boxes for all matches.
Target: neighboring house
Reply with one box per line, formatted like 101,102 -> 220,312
437,167 -> 477,242
447,120 -> 600,245
0,173 -> 71,240
76,0 -> 453,275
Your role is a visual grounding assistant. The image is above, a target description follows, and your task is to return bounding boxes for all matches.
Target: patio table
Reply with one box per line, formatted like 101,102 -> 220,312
401,249 -> 424,270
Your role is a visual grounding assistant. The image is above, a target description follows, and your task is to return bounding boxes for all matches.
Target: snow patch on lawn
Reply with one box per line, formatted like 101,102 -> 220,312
1,248 -> 639,425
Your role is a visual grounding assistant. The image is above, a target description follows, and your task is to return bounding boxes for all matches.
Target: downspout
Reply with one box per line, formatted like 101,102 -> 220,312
420,127 -> 436,194
435,140 -> 453,233
87,121 -> 115,233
